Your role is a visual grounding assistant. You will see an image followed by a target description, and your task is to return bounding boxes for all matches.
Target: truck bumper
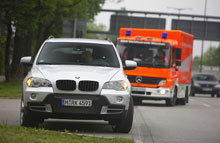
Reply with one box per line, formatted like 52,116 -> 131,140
131,86 -> 173,100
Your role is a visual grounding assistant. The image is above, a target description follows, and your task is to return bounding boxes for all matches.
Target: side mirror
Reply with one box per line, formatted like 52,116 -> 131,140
20,56 -> 32,66
172,64 -> 178,71
123,60 -> 137,70
176,61 -> 181,66
176,48 -> 182,60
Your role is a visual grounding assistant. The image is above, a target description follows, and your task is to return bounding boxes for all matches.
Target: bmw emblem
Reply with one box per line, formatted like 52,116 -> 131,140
136,76 -> 143,83
75,76 -> 80,79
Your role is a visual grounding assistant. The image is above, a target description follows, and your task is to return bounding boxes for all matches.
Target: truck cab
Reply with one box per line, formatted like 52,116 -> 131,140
117,28 -> 194,106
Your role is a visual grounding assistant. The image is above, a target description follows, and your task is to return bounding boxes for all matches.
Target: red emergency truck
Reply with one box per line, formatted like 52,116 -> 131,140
117,28 -> 194,106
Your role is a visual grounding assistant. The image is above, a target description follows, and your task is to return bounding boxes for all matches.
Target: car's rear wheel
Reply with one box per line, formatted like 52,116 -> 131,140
112,97 -> 134,133
211,94 -> 215,98
20,99 -> 42,127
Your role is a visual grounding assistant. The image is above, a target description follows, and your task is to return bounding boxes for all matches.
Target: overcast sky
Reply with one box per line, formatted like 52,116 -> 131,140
95,0 -> 220,57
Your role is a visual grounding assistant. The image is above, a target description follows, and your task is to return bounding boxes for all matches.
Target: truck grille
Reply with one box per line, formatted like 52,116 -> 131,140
79,81 -> 99,91
128,76 -> 166,85
56,80 -> 76,91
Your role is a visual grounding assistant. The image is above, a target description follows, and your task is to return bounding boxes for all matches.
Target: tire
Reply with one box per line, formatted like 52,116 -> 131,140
112,97 -> 134,133
178,97 -> 186,105
133,97 -> 142,105
217,94 -> 220,98
211,94 -> 215,98
20,99 -> 41,127
166,87 -> 177,106
179,87 -> 188,105
190,92 -> 195,96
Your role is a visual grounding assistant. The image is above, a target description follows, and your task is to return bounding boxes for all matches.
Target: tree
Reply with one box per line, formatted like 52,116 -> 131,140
0,0 -> 107,81
86,21 -> 107,39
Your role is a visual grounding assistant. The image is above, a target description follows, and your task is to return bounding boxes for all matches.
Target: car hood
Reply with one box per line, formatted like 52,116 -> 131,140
33,65 -> 120,82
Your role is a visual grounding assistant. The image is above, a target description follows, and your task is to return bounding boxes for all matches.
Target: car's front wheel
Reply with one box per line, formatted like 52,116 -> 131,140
111,97 -> 134,133
20,99 -> 42,127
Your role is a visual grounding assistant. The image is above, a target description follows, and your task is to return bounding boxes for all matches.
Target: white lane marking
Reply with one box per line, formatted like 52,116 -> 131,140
203,104 -> 211,107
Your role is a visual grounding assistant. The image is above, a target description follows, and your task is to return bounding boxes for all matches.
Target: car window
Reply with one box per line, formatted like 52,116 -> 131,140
194,74 -> 217,81
36,42 -> 120,68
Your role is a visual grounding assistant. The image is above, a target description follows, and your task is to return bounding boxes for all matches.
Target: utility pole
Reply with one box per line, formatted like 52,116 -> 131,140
200,0 -> 208,72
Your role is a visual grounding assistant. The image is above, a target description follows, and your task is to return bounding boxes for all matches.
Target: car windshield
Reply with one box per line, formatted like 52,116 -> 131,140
36,42 -> 120,68
194,74 -> 217,81
117,40 -> 170,68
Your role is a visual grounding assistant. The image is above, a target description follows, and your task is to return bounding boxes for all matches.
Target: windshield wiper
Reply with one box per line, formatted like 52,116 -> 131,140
37,62 -> 54,65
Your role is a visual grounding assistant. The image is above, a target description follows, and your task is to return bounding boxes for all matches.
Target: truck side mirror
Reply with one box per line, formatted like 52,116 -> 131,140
176,48 -> 182,66
176,48 -> 182,60
176,61 -> 181,66
123,60 -> 137,70
172,64 -> 178,71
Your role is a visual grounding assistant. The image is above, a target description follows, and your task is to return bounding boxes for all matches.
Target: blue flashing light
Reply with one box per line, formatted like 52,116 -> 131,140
162,32 -> 168,39
126,30 -> 131,36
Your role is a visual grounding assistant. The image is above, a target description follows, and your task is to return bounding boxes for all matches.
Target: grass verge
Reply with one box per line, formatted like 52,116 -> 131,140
0,124 -> 134,143
0,80 -> 22,98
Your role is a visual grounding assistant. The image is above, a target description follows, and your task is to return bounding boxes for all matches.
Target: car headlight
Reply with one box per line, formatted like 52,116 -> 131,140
193,83 -> 200,87
26,77 -> 52,87
214,84 -> 220,88
159,80 -> 166,85
102,80 -> 128,90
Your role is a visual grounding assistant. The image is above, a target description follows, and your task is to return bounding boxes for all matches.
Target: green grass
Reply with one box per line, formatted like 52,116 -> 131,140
0,80 -> 22,98
0,124 -> 133,143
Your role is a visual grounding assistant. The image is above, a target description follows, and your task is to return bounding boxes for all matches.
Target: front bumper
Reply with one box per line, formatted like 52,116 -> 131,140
131,86 -> 173,100
22,87 -> 130,120
192,86 -> 220,95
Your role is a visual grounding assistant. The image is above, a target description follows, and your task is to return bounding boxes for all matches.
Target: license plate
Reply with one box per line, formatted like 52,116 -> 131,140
61,99 -> 92,107
202,88 -> 212,91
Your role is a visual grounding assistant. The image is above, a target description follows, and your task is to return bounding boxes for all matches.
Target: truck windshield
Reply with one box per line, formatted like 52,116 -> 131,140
117,40 -> 171,68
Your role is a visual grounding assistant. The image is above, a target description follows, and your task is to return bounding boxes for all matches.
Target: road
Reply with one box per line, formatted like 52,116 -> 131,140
0,95 -> 220,143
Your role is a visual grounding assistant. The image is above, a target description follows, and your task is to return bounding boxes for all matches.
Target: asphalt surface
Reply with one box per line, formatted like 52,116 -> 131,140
0,95 -> 220,143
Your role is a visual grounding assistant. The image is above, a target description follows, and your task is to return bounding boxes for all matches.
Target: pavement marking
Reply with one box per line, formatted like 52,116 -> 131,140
203,104 -> 211,107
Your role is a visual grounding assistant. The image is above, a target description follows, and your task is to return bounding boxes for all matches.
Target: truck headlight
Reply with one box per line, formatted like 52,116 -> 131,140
103,80 -> 128,90
26,77 -> 52,87
214,84 -> 220,88
157,89 -> 169,94
193,83 -> 200,87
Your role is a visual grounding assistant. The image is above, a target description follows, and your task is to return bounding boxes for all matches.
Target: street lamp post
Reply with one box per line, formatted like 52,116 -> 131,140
167,7 -> 192,30
167,7 -> 192,16
200,0 -> 208,72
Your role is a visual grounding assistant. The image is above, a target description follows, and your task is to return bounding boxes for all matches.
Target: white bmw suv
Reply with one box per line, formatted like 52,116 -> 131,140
20,38 -> 136,133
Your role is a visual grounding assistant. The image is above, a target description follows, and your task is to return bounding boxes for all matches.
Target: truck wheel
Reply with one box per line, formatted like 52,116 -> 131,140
179,87 -> 188,105
217,93 -> 220,98
211,94 -> 215,98
166,87 -> 177,106
20,99 -> 41,127
112,97 -> 134,133
190,91 -> 195,96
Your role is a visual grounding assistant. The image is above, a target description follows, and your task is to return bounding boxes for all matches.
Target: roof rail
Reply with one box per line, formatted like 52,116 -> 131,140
47,35 -> 54,39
